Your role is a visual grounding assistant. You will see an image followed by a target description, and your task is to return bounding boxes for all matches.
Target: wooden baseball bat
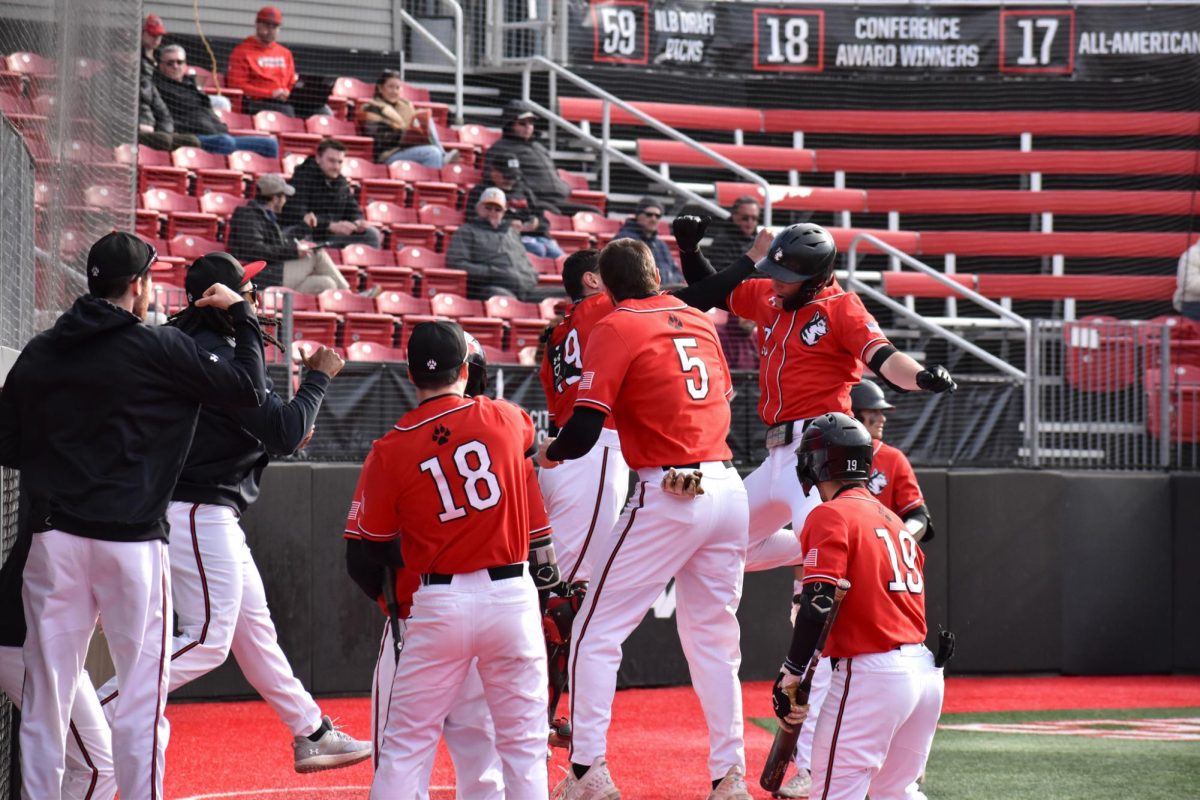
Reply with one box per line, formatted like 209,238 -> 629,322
760,578 -> 851,793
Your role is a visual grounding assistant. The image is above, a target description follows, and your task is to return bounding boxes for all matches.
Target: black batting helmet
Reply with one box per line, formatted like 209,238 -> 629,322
464,331 -> 488,397
754,223 -> 837,305
795,412 -> 873,490
850,379 -> 895,417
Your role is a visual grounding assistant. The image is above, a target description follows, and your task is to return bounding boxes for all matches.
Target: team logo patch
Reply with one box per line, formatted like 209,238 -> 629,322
799,310 -> 828,346
426,359 -> 438,370
666,314 -> 683,330
208,353 -> 219,363
867,469 -> 888,495
432,424 -> 451,445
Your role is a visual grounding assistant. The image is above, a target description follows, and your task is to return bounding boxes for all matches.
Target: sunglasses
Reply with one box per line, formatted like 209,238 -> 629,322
138,243 -> 159,277
733,214 -> 759,222
163,59 -> 186,66
241,285 -> 258,303
639,211 -> 662,218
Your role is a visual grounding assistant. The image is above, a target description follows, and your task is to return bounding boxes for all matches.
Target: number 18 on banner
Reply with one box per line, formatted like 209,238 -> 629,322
753,9 -> 825,72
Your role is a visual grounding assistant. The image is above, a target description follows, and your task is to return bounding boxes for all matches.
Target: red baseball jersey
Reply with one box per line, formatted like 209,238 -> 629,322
540,293 -> 617,429
355,394 -> 550,574
574,294 -> 733,470
727,278 -> 890,424
799,487 -> 927,658
867,440 -> 925,518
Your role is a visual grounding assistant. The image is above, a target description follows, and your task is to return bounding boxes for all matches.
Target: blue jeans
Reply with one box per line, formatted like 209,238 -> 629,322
522,236 -> 564,259
198,134 -> 279,158
1182,301 -> 1200,323
382,122 -> 447,168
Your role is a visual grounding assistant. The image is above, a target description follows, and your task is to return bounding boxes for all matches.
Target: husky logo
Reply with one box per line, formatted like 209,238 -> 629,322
799,310 -> 828,346
867,469 -> 888,496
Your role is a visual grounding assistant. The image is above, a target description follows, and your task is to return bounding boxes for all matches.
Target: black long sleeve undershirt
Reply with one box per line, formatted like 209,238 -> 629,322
543,406 -> 606,463
787,599 -> 825,669
672,251 -> 757,312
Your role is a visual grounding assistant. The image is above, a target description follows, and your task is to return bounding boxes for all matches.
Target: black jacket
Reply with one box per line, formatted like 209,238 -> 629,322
140,64 -> 174,133
173,326 -> 330,513
464,179 -> 551,237
227,200 -> 297,287
279,156 -> 363,238
486,132 -> 570,211
0,296 -> 267,542
154,72 -> 227,137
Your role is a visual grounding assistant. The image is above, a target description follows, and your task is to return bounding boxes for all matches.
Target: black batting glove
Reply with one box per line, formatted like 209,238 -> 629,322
671,214 -> 710,253
771,659 -> 808,725
916,364 -> 957,394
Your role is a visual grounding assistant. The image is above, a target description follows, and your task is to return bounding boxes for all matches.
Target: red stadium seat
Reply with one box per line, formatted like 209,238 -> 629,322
376,292 -> 431,317
540,296 -> 569,320
761,109 -> 1200,137
363,267 -> 415,294
431,293 -> 503,349
169,234 -> 225,261
228,150 -> 283,182
1145,365 -> 1200,443
212,108 -> 258,137
141,189 -> 219,239
558,169 -> 607,214
440,162 -> 483,188
558,97 -> 762,133
198,192 -> 248,235
341,157 -> 407,206
390,161 -> 457,209
332,76 -> 374,104
418,269 -> 468,298
282,152 -> 306,178
173,146 -> 246,196
347,341 -> 405,362
457,125 -> 502,150
317,289 -> 397,346
485,296 -> 548,350
262,286 -> 321,313
253,110 -> 321,155
1063,316 -> 1137,393
305,115 -> 373,159
365,201 -> 435,250
395,246 -> 446,271
341,244 -> 397,268
418,204 -> 464,230
572,212 -> 621,235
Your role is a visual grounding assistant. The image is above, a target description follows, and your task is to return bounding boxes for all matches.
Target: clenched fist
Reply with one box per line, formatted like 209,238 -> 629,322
661,468 -> 704,498
671,215 -> 710,254
771,663 -> 809,727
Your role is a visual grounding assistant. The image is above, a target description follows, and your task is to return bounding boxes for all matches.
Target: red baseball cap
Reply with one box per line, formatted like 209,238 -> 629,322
256,6 -> 283,25
144,14 -> 167,36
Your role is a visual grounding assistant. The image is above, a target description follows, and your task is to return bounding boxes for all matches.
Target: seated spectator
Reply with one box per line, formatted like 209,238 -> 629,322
226,6 -> 297,116
280,139 -> 382,250
465,154 -> 562,259
356,69 -> 456,168
446,188 -> 552,301
142,13 -> 165,76
616,197 -> 682,285
154,45 -> 278,158
707,196 -> 761,269
718,315 -> 760,371
228,174 -> 350,294
1177,239 -> 1200,323
485,100 -> 597,215
139,61 -> 199,153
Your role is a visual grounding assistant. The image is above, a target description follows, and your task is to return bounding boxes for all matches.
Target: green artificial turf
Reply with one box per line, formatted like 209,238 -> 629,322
751,707 -> 1200,799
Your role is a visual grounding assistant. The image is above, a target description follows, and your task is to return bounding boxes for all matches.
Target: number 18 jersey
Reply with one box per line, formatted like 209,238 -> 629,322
574,294 -> 733,470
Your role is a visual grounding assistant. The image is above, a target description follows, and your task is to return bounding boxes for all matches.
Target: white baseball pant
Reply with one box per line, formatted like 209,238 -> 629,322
372,623 -> 503,799
0,646 -> 115,800
371,566 -> 549,800
538,427 -> 629,583
810,645 -> 943,800
794,657 -> 832,774
21,530 -> 170,800
743,440 -> 819,572
568,462 -> 749,781
98,502 -> 323,737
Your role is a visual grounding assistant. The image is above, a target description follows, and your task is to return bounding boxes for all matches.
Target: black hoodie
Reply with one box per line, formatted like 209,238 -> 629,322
0,296 -> 267,542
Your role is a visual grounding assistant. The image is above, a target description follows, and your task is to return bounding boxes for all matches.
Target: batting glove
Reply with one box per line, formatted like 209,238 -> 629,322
661,468 -> 704,498
916,364 -> 957,394
771,660 -> 809,727
671,214 -> 710,253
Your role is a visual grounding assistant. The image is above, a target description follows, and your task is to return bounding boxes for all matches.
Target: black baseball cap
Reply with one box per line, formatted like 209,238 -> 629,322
184,252 -> 268,304
86,232 -> 157,282
487,153 -> 522,179
408,320 -> 467,376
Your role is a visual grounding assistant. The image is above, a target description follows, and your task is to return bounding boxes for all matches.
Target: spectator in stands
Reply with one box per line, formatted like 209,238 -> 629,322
719,315 -> 759,371
707,196 -> 762,269
1176,239 -> 1200,323
465,153 -> 563,259
142,13 -> 165,76
616,197 -> 682,285
226,6 -> 298,116
446,187 -> 547,301
486,100 -> 596,215
139,62 -> 200,153
154,45 -> 279,158
228,174 -> 351,294
356,69 -> 457,168
281,139 -> 382,250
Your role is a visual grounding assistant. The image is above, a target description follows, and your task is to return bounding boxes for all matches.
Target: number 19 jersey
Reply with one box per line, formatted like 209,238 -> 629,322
799,487 -> 927,658
540,292 -> 616,429
355,394 -> 543,575
574,294 -> 733,470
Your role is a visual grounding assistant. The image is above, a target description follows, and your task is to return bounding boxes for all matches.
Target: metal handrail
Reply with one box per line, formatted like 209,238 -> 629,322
395,0 -> 464,125
525,56 -> 774,225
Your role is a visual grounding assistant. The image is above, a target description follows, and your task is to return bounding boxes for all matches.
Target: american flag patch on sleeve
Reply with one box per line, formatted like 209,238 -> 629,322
802,548 -> 819,568
579,371 -> 595,390
348,500 -> 361,520
866,320 -> 881,332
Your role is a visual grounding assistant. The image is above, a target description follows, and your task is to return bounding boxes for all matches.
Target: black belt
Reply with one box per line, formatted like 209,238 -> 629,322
765,419 -> 808,449
420,563 -> 525,586
659,460 -> 733,471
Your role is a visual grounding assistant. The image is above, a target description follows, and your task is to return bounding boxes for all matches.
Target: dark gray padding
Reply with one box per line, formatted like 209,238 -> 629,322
1172,474 -> 1200,671
915,469 -> 950,661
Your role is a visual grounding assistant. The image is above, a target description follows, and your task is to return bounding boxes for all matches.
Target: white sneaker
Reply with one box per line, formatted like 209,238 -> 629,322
708,766 -> 753,800
552,758 -> 621,800
775,769 -> 812,798
292,715 -> 372,773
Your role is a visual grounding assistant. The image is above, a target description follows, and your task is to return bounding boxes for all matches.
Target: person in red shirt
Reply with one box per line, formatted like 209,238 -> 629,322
353,320 -> 556,800
772,413 -> 943,800
226,6 -> 298,116
538,239 -> 753,800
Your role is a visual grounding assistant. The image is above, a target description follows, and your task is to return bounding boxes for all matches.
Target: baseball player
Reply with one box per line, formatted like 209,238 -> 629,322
0,232 -> 267,799
93,251 -> 371,772
672,219 -> 955,798
343,333 -> 505,799
772,413 -> 943,800
354,320 -> 554,800
0,490 -> 115,800
538,239 -> 752,800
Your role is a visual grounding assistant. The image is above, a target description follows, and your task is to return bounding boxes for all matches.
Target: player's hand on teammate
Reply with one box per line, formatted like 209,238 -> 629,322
302,346 -> 345,378
537,437 -> 560,469
297,426 -> 316,451
195,283 -> 248,310
661,468 -> 704,498
916,363 -> 957,394
771,662 -> 809,727
748,226 -> 775,263
670,214 -> 710,253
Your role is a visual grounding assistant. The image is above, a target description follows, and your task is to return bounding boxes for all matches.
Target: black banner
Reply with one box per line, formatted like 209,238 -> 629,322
569,1 -> 1200,81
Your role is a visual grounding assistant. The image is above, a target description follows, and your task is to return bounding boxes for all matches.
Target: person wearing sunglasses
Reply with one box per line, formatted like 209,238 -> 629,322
615,197 -> 683,285
707,196 -> 762,270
